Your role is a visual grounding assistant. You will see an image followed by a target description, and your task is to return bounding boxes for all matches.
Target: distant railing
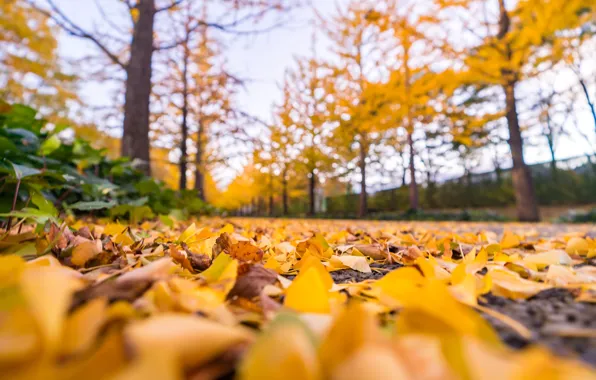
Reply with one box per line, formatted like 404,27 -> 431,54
325,154 -> 596,215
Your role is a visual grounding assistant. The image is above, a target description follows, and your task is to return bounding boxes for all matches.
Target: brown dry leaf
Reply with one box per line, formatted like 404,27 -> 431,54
228,241 -> 264,263
169,245 -> 194,272
354,244 -> 387,260
228,264 -> 277,299
71,240 -> 102,267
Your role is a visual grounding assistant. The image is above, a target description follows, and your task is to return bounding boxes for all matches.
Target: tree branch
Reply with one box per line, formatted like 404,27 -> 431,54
28,0 -> 127,69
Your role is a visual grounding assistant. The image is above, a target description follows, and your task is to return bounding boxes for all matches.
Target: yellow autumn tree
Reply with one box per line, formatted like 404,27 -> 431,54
321,1 -> 395,218
0,0 -> 78,119
280,55 -> 334,215
436,0 -> 595,221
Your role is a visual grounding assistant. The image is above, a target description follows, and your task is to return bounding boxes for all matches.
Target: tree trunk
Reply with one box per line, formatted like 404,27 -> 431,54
194,122 -> 205,201
504,82 -> 540,221
282,172 -> 288,216
546,130 -> 557,179
121,0 -> 155,175
407,132 -> 419,211
358,139 -> 367,218
308,170 -> 316,216
179,37 -> 190,190
578,77 -> 596,133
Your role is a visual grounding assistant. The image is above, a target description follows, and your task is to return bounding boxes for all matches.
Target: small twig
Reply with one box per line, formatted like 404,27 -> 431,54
6,179 -> 21,231
17,195 -> 31,234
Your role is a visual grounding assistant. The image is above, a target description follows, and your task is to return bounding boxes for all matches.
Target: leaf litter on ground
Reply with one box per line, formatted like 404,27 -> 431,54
0,217 -> 596,379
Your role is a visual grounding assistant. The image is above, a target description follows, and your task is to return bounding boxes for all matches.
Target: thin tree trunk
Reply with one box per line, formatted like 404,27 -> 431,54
179,36 -> 190,190
358,138 -> 367,218
121,0 -> 155,175
268,171 -> 274,216
497,0 -> 539,221
282,171 -> 288,216
407,131 -> 418,211
578,77 -> 596,132
400,151 -> 407,187
194,122 -> 205,201
308,170 -> 316,216
504,82 -> 540,221
546,130 -> 557,179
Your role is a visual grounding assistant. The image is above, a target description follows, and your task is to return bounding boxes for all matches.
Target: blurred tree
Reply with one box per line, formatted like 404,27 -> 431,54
321,1 -> 394,218
0,0 -> 78,118
437,0 -> 594,221
281,56 -> 334,215
30,0 -> 299,175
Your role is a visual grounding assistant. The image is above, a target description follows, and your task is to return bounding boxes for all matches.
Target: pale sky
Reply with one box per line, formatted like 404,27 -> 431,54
51,0 -> 596,190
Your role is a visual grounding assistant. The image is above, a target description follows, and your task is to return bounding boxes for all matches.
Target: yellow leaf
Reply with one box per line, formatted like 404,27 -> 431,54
61,297 -> 108,356
71,240 -> 102,267
295,253 -> 333,290
0,255 -> 26,286
103,223 -> 126,236
565,237 -> 590,255
319,302 -> 379,377
523,250 -> 572,267
500,231 -> 521,249
219,223 -> 235,234
111,351 -> 181,380
336,255 -> 371,273
20,266 -> 79,353
285,267 -> 330,314
125,314 -> 253,369
239,314 -> 320,380
488,268 -> 548,299
331,344 -> 409,380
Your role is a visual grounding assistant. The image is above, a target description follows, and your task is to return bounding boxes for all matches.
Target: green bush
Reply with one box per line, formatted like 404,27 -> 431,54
0,102 -> 212,223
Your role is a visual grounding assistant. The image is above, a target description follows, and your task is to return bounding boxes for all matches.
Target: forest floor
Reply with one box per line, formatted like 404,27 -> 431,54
1,217 -> 596,379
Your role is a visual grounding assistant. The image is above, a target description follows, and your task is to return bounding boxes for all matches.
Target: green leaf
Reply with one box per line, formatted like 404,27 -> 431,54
159,214 -> 174,228
0,136 -> 18,154
39,135 -> 61,156
68,200 -> 117,211
11,162 -> 41,180
31,192 -> 58,217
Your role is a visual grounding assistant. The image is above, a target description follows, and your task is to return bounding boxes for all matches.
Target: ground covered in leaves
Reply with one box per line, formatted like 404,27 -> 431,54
1,218 -> 596,379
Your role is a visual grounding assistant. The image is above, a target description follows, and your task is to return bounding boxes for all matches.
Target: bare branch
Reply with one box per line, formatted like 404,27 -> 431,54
156,0 -> 186,13
28,0 -> 127,69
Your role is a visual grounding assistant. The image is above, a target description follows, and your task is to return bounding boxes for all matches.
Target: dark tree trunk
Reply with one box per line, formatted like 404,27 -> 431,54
179,36 -> 190,190
282,172 -> 288,216
578,77 -> 596,133
546,126 -> 557,179
497,0 -> 539,221
194,122 -> 205,201
121,0 -> 155,175
407,132 -> 419,211
269,194 -> 274,216
308,170 -> 316,216
358,139 -> 367,218
504,82 -> 540,221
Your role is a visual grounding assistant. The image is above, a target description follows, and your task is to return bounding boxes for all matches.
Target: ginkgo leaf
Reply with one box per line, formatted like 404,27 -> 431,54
335,255 -> 371,273
239,313 -> 320,380
294,253 -> 333,290
523,250 -> 572,267
20,266 -> 80,353
500,232 -> 521,249
566,237 -> 589,255
319,302 -> 380,377
331,344 -> 410,380
61,297 -> 108,356
285,267 -> 331,314
71,240 -> 102,267
125,314 -> 254,369
228,241 -> 264,262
